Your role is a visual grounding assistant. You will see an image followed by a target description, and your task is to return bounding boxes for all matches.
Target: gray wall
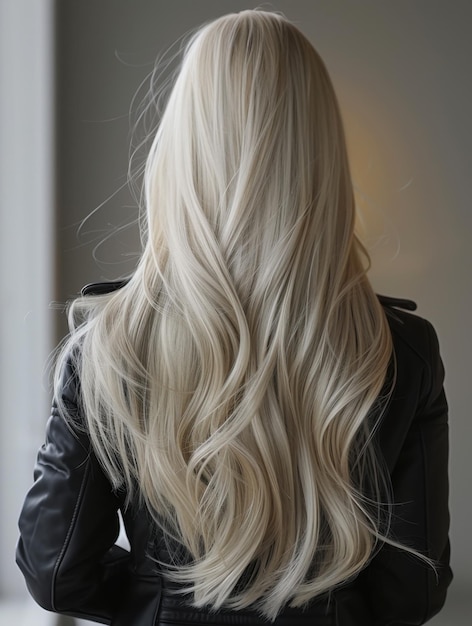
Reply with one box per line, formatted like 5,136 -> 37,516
54,1 -> 470,624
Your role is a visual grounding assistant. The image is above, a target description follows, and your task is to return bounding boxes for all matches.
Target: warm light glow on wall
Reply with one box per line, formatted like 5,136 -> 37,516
338,87 -> 456,294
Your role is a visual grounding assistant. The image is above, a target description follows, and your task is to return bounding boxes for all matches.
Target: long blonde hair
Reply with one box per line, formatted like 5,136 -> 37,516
57,10 -> 397,620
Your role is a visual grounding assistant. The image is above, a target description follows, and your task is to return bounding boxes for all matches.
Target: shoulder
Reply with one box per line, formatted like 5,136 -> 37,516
80,278 -> 130,296
377,294 -> 445,430
377,294 -> 441,370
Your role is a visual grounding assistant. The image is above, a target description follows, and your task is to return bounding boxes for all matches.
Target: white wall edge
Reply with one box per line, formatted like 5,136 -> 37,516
0,0 -> 55,599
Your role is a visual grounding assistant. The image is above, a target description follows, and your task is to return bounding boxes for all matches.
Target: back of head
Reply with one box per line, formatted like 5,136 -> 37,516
144,9 -> 358,307
59,9 -> 394,620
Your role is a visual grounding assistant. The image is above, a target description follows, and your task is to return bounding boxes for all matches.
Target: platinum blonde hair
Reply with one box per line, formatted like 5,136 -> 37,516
56,9 -> 404,620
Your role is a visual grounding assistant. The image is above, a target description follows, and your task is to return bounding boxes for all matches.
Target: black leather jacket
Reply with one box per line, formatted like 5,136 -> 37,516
16,286 -> 452,625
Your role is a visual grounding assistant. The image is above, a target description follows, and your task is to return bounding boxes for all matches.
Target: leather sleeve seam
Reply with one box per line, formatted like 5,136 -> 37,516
423,318 -> 435,406
415,318 -> 434,416
419,427 -> 432,623
50,458 -> 91,611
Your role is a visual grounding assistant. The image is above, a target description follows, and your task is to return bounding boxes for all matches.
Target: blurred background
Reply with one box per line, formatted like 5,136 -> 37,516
1,0 -> 470,624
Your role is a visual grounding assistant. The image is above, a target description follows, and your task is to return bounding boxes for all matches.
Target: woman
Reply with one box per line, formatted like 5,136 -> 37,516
16,10 -> 452,625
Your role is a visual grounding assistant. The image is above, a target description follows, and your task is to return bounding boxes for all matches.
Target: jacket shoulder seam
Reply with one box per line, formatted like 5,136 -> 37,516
81,279 -> 130,297
377,293 -> 417,311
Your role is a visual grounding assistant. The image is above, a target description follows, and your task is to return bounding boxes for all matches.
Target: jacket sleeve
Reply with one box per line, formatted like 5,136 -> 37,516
355,318 -> 453,625
16,358 -> 130,624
